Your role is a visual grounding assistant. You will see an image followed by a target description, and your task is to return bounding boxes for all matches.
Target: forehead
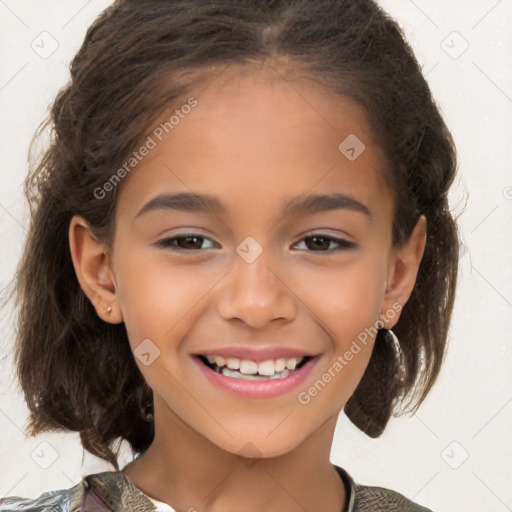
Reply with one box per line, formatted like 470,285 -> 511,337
115,66 -> 393,223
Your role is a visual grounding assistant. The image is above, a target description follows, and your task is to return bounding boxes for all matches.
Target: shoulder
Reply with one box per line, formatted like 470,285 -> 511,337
334,465 -> 433,512
0,470 -> 159,512
353,484 -> 433,512
0,479 -> 85,512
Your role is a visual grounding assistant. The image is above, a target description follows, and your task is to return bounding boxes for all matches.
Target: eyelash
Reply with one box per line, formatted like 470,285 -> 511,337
154,233 -> 356,253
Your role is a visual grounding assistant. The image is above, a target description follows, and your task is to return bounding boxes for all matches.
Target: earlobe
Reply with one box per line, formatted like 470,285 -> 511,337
68,215 -> 123,324
380,215 -> 427,328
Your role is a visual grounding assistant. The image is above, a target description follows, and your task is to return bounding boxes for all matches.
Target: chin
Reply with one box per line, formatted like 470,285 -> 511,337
211,431 -> 306,461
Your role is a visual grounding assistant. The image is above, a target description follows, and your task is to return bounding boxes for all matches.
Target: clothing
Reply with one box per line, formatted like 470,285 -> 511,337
0,465 -> 432,511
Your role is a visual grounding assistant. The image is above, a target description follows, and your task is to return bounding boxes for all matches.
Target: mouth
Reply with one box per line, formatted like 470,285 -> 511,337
192,351 -> 321,398
196,354 -> 315,381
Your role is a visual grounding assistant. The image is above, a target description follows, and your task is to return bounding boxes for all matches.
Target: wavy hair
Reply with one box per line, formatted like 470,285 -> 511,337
4,0 -> 460,470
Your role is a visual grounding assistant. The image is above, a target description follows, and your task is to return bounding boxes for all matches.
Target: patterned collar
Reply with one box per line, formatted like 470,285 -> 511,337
0,464 -> 432,511
81,465 -> 353,512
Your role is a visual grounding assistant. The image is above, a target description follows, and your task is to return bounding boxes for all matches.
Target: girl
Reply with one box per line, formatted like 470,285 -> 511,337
0,0 -> 459,510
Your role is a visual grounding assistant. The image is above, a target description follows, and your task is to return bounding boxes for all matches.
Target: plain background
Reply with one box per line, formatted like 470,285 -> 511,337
0,1 -> 511,511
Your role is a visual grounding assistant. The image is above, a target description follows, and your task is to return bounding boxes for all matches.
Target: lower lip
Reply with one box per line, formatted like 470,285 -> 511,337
191,355 -> 319,399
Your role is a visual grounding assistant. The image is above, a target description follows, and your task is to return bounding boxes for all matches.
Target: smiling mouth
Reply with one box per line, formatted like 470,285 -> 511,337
197,354 -> 314,380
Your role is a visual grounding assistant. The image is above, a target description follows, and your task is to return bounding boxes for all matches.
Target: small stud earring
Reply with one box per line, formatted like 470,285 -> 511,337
106,307 -> 112,314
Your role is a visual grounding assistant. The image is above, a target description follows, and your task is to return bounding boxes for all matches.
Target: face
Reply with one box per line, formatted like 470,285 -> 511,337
70,66 -> 426,458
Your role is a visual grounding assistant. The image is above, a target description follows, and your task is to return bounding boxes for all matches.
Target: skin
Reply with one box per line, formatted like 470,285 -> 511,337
69,64 -> 426,512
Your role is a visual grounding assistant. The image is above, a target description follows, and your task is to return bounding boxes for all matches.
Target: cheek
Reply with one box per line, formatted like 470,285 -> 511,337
295,256 -> 385,394
296,256 -> 386,338
114,251 -> 218,349
297,263 -> 382,411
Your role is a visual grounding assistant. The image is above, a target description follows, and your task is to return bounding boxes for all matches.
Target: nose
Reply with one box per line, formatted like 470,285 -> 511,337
216,249 -> 298,329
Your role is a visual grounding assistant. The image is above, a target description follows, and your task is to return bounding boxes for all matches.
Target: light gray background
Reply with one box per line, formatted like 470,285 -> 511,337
0,1 -> 511,511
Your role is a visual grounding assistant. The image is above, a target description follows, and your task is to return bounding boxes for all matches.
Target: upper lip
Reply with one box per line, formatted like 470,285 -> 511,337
194,346 -> 320,363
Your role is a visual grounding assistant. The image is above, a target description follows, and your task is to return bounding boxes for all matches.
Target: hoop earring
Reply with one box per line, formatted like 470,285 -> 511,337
344,326 -> 405,437
141,405 -> 154,422
378,327 -> 406,381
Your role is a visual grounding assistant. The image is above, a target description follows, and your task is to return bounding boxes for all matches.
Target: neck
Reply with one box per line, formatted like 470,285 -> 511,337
121,396 -> 346,512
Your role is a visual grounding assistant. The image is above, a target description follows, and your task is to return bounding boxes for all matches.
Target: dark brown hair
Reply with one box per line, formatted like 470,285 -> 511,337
3,0 -> 460,470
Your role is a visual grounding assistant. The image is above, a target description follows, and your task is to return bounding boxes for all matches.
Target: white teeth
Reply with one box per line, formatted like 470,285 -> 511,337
225,357 -> 240,370
257,359 -> 276,376
203,355 -> 305,377
274,358 -> 286,372
220,367 -> 292,380
239,360 -> 258,375
285,358 -> 298,370
213,355 -> 225,367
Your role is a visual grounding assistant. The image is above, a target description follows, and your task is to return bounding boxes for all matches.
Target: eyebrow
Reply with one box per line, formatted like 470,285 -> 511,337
134,191 -> 372,220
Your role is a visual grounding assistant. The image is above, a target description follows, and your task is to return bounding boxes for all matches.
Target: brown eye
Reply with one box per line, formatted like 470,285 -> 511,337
155,234 -> 218,251
294,234 -> 355,252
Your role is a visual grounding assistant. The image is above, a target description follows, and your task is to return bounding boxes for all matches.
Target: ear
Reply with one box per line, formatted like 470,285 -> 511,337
379,215 -> 427,329
68,215 -> 123,324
